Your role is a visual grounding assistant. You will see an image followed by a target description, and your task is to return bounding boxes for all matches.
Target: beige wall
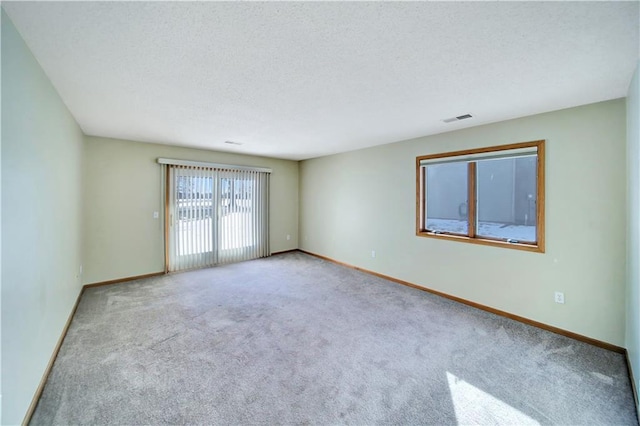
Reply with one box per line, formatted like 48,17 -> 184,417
1,10 -> 85,424
83,136 -> 299,284
300,99 -> 627,346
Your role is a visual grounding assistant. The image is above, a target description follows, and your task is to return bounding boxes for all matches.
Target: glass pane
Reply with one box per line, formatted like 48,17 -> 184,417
176,174 -> 214,256
476,156 -> 537,243
219,176 -> 255,250
425,162 -> 468,235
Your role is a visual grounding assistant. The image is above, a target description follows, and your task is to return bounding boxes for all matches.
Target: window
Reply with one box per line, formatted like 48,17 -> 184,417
416,140 -> 545,252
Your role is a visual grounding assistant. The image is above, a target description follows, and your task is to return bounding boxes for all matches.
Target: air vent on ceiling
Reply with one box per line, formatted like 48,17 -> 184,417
443,113 -> 473,123
224,141 -> 243,146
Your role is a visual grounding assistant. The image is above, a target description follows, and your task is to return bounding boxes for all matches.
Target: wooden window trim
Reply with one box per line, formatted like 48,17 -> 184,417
467,162 -> 476,238
416,140 -> 545,253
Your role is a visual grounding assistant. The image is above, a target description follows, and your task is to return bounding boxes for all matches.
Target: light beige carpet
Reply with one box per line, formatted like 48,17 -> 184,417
31,252 -> 637,425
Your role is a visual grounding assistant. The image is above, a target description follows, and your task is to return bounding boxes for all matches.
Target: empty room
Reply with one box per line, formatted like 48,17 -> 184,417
2,1 -> 640,425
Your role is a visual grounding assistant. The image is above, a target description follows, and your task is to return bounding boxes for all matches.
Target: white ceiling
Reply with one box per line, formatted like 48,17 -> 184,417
4,2 -> 639,161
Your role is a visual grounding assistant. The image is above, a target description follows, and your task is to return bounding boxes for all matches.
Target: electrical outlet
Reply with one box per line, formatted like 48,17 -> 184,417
286,234 -> 291,241
153,211 -> 159,219
554,292 -> 565,304
371,250 -> 376,258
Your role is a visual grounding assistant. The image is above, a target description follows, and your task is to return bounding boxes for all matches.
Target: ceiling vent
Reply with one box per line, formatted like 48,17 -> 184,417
224,140 -> 243,145
443,113 -> 473,123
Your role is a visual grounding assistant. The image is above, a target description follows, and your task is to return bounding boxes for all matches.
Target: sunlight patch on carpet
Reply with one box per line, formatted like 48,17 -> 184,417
446,371 -> 540,425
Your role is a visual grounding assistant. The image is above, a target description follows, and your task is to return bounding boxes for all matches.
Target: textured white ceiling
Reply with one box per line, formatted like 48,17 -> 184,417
4,2 -> 639,160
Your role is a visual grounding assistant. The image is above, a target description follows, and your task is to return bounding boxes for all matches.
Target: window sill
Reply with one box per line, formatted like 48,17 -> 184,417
416,230 -> 544,253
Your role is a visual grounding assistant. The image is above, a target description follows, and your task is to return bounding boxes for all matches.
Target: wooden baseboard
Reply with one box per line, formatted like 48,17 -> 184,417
21,286 -> 84,426
271,249 -> 299,256
299,249 -> 625,354
83,271 -> 165,289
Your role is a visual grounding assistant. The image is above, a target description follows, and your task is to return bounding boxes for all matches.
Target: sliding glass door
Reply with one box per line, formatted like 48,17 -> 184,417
166,164 -> 269,272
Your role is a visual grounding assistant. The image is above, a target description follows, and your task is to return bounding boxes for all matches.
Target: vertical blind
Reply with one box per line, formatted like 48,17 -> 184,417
164,162 -> 270,272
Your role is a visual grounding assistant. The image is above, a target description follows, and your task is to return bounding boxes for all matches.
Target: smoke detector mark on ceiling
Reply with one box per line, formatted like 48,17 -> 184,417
224,141 -> 243,145
443,114 -> 474,123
